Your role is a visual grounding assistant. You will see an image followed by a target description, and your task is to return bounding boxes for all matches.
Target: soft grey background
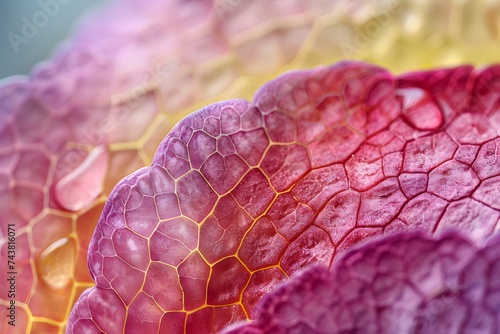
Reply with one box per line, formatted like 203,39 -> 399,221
0,1 -> 109,79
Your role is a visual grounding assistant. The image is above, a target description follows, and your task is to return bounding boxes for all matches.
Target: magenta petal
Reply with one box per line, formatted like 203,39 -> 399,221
67,61 -> 500,333
223,231 -> 500,333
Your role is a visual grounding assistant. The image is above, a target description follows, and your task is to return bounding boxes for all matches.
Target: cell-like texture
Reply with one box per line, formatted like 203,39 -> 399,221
2,0 -> 500,333
222,230 -> 500,334
66,61 -> 500,333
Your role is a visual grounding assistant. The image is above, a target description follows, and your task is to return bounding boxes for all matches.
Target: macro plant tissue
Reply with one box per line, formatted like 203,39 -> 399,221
0,0 -> 500,333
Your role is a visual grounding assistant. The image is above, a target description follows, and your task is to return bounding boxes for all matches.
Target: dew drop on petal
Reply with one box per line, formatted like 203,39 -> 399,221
37,237 -> 76,289
54,145 -> 108,211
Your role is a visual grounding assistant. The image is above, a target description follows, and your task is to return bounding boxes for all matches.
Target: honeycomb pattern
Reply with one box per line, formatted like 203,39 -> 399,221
67,61 -> 500,332
1,0 -> 500,333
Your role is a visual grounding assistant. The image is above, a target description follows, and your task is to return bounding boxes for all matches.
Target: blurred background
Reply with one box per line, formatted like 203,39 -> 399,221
0,1 -> 109,78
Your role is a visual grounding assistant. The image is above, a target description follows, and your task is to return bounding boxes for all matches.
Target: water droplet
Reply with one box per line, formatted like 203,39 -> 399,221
38,237 -> 76,289
54,145 -> 108,211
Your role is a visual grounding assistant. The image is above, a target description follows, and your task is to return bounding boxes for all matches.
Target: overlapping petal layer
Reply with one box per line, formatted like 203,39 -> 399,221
67,61 -> 500,333
223,230 -> 500,333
